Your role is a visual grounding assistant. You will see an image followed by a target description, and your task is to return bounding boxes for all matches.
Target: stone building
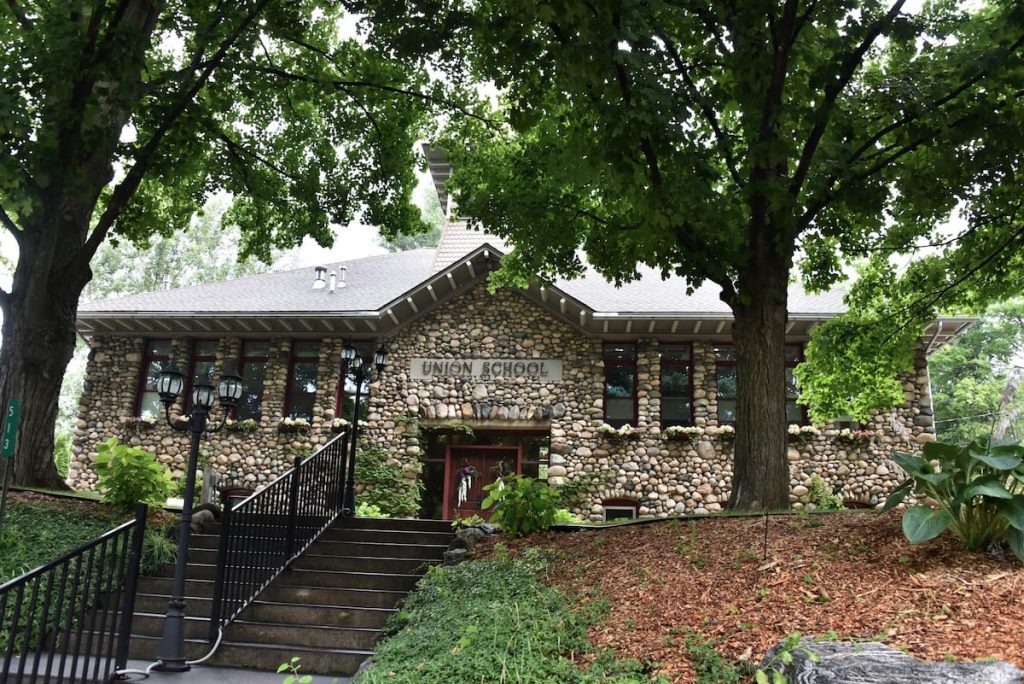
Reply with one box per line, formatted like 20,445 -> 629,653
71,175 -> 972,521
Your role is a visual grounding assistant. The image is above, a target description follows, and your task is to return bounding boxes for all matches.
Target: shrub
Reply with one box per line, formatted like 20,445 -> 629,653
356,552 -> 664,683
141,529 -> 177,575
354,445 -> 423,517
93,437 -> 174,513
553,508 -> 586,524
53,431 -> 72,478
884,439 -> 1024,559
807,475 -> 844,511
481,474 -> 560,537
355,501 -> 386,518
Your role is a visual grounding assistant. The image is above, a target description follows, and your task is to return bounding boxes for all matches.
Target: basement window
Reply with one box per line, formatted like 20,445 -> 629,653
602,498 -> 638,522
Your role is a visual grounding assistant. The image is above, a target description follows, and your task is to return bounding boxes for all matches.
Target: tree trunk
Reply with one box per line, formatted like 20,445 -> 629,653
728,257 -> 791,511
0,238 -> 85,489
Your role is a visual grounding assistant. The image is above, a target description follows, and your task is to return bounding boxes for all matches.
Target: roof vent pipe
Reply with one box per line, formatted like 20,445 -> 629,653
337,265 -> 348,288
328,271 -> 337,293
312,266 -> 327,289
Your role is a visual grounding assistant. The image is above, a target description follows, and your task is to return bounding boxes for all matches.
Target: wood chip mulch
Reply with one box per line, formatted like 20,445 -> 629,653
486,510 -> 1024,682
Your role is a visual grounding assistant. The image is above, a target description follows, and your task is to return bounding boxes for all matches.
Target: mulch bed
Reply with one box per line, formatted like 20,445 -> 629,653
488,510 -> 1024,682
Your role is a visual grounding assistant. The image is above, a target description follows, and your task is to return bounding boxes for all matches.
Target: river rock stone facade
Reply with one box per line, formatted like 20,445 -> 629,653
71,280 -> 936,520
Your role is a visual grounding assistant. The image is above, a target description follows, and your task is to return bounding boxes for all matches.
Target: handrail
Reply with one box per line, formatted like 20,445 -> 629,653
0,503 -> 147,684
207,430 -> 349,641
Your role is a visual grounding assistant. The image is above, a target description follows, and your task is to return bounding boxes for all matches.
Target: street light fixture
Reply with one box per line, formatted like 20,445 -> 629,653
341,342 -> 388,515
153,360 -> 243,672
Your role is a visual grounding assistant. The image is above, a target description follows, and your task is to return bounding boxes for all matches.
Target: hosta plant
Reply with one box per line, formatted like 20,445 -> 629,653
481,474 -> 560,537
884,440 -> 1024,560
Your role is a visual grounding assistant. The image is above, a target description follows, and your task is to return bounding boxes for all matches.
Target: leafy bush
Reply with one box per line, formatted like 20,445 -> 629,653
481,474 -> 560,537
356,552 -> 665,683
93,437 -> 174,513
355,501 -> 386,518
451,514 -> 487,531
807,475 -> 844,511
141,529 -> 177,575
354,445 -> 423,517
53,431 -> 73,478
554,508 -> 586,524
884,439 -> 1024,559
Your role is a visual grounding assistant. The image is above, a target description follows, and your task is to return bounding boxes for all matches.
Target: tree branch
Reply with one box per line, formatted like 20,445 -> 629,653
81,0 -> 273,264
656,32 -> 743,188
200,118 -> 302,183
5,0 -> 32,30
789,0 -> 907,198
0,204 -> 22,245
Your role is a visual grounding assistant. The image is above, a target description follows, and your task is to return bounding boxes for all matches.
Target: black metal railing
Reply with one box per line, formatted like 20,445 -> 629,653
208,431 -> 349,641
0,503 -> 147,684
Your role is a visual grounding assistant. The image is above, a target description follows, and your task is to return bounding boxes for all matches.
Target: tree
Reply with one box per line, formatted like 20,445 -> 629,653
380,178 -> 446,251
0,2 -> 435,487
929,300 -> 1024,444
364,0 -> 1024,509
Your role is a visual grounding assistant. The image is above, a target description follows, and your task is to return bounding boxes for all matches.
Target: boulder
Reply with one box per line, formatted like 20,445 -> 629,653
443,548 -> 467,566
761,638 -> 1024,684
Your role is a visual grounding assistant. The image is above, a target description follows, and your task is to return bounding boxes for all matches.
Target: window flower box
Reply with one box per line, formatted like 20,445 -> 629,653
330,418 -> 351,434
225,418 -> 258,433
597,423 -> 637,439
788,424 -> 821,442
664,425 -> 704,448
278,417 -> 311,434
121,415 -> 157,432
715,425 -> 736,440
836,428 -> 875,444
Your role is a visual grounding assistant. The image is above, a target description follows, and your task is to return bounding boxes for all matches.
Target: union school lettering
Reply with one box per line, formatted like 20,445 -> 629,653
409,358 -> 564,382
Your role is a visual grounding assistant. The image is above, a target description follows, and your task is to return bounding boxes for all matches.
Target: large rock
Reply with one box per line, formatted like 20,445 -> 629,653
761,638 -> 1024,684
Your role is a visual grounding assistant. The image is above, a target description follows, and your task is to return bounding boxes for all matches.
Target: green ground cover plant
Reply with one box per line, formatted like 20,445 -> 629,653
354,446 -> 423,517
355,550 -> 666,683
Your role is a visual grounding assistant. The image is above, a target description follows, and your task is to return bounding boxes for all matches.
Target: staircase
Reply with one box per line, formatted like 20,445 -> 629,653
122,516 -> 453,676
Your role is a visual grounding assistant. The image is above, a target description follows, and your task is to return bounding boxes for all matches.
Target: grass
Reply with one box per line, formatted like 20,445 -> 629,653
0,498 -> 120,583
354,548 -> 667,683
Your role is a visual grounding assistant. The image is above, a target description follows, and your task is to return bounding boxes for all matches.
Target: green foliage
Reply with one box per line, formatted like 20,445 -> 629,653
553,508 -> 586,525
929,299 -> 1024,444
0,502 -> 119,583
807,476 -> 844,511
684,632 -> 750,684
481,475 -> 560,538
141,529 -> 177,576
450,514 -> 487,531
355,501 -> 387,518
52,431 -> 72,479
756,633 -> 822,684
557,472 -> 601,511
93,438 -> 174,513
381,178 -> 446,252
883,440 -> 1024,559
354,446 -> 423,517
356,552 -> 666,683
277,656 -> 314,684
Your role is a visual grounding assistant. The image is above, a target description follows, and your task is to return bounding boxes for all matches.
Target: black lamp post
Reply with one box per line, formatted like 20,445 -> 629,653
153,361 -> 243,672
340,342 -> 388,516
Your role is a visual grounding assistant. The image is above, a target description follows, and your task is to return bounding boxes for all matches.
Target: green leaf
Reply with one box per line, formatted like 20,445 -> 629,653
1009,528 -> 1024,562
922,441 -> 964,464
960,475 -> 1012,501
881,480 -> 912,511
998,496 -> 1024,531
968,445 -> 1023,471
755,671 -> 770,684
901,505 -> 952,544
892,451 -> 928,475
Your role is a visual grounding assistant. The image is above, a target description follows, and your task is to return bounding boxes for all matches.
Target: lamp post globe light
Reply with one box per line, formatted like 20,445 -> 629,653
341,342 -> 388,516
154,361 -> 243,672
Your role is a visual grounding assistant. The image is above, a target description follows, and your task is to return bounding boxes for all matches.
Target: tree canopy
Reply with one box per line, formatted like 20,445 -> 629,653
363,0 -> 1024,508
0,0 -> 439,486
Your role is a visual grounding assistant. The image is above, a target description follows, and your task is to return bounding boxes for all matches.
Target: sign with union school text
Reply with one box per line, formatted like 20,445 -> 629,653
410,358 -> 563,382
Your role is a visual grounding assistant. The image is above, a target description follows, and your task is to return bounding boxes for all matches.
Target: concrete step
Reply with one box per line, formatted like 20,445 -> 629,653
134,594 -> 213,618
137,577 -> 217,598
317,526 -> 454,546
333,517 -> 451,533
275,568 -> 424,592
129,613 -> 212,639
291,553 -> 437,574
259,585 -> 408,610
226,621 -> 380,651
241,601 -> 395,629
307,539 -> 449,560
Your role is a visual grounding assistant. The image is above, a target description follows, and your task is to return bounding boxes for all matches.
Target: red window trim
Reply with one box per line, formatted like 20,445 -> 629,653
134,338 -> 173,416
235,339 -> 270,419
659,341 -> 694,427
283,340 -> 320,418
603,341 -> 638,427
183,338 -> 219,412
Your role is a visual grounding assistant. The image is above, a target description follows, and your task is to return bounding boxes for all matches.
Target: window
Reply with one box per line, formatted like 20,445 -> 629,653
784,344 -> 806,425
284,341 -> 320,420
603,343 -> 637,427
660,343 -> 693,427
602,498 -> 638,522
714,344 -> 737,426
237,340 -> 269,421
136,339 -> 173,418
184,340 -> 219,411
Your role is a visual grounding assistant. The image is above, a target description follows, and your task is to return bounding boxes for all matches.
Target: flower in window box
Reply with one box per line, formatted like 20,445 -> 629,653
788,424 -> 821,442
278,417 -> 311,433
173,415 -> 190,428
121,415 -> 157,432
837,427 -> 875,443
664,425 -> 704,448
715,425 -> 736,439
597,423 -> 637,439
330,418 -> 351,433
225,418 -> 258,433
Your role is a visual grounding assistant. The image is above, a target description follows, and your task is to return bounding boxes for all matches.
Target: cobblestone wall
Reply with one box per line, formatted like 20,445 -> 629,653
71,281 -> 935,520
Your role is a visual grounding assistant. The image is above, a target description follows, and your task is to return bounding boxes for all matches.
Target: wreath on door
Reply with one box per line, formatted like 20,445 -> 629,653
456,464 -> 480,506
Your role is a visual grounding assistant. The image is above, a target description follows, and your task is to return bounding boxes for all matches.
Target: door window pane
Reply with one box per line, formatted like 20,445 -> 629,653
138,340 -> 173,418
286,342 -> 320,420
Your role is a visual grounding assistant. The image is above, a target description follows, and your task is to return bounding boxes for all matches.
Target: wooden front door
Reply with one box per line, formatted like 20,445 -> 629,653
444,445 -> 520,520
